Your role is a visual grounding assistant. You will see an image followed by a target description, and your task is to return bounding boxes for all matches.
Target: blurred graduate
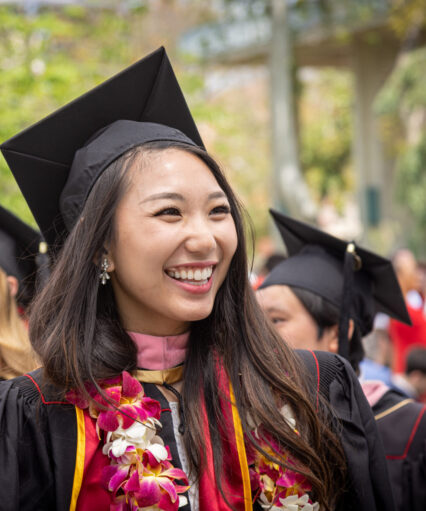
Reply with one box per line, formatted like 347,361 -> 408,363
0,205 -> 45,379
256,210 -> 426,511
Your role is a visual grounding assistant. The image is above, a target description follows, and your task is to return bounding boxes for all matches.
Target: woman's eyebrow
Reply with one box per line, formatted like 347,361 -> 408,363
141,190 -> 227,203
141,192 -> 185,203
265,306 -> 288,315
208,191 -> 227,200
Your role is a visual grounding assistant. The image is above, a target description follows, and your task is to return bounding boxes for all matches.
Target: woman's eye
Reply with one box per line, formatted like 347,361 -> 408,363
271,317 -> 286,324
154,207 -> 181,217
210,205 -> 231,216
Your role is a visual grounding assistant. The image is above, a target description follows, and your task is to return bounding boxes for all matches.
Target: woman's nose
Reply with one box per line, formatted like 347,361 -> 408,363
184,222 -> 216,254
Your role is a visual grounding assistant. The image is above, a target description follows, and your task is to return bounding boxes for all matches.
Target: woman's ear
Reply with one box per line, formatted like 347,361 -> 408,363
324,319 -> 355,354
328,326 -> 339,354
6,275 -> 19,298
322,324 -> 339,354
347,319 -> 355,340
95,248 -> 115,272
103,253 -> 115,273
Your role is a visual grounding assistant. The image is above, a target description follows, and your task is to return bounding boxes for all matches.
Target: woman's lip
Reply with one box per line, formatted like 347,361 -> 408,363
165,272 -> 214,294
165,261 -> 217,270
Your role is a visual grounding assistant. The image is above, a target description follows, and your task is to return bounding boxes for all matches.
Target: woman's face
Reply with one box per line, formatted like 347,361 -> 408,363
108,148 -> 238,336
256,285 -> 335,351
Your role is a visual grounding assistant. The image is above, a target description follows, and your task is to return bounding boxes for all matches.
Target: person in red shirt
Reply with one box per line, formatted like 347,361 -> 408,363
389,250 -> 426,373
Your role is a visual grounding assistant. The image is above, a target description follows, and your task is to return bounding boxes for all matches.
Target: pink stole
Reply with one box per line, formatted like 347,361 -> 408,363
128,331 -> 189,370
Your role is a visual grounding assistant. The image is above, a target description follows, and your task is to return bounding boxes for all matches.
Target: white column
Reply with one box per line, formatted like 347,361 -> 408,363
351,35 -> 398,243
270,0 -> 316,221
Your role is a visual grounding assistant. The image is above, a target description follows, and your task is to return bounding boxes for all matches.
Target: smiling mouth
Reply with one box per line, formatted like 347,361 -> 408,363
165,265 -> 214,286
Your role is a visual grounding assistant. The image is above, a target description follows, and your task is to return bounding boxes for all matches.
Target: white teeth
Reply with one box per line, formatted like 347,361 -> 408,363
166,266 -> 214,282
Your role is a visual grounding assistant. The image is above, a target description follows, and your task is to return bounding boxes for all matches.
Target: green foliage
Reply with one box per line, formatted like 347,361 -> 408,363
376,48 -> 426,116
0,4 -> 271,243
0,5 -> 150,226
387,0 -> 426,39
394,137 -> 426,256
187,76 -> 271,241
299,69 -> 353,210
375,47 -> 426,257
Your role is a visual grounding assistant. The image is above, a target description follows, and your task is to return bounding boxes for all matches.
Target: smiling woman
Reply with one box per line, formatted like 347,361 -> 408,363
0,48 -> 394,511
107,146 -> 237,335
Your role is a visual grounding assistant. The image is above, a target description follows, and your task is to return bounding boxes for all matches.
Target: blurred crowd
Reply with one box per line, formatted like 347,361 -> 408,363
362,249 -> 426,402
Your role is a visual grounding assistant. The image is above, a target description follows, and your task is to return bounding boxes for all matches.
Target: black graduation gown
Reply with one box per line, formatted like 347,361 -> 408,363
0,351 -> 395,511
0,375 -> 192,511
372,388 -> 426,511
299,351 -> 396,511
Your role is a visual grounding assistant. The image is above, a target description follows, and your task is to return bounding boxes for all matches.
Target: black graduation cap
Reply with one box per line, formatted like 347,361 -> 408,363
0,205 -> 48,307
259,209 -> 411,360
1,47 -> 204,247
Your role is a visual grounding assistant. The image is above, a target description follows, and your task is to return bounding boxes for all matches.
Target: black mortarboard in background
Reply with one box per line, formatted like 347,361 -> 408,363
259,209 -> 411,361
1,47 -> 204,248
0,205 -> 48,307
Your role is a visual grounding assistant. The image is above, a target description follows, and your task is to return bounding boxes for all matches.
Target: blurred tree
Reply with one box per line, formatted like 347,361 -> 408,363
0,3 -> 150,223
387,0 -> 426,40
2,0 -> 424,254
220,0 -> 426,252
375,47 -> 426,257
0,2 -> 272,247
0,2 -> 214,223
299,68 -> 353,211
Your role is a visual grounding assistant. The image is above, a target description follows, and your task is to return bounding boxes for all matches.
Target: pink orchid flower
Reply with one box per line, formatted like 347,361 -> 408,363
69,371 -> 190,511
122,458 -> 189,511
67,372 -> 161,432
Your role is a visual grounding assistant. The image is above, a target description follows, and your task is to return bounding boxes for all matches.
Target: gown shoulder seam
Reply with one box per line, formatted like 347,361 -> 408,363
23,373 -> 70,406
8,369 -> 71,406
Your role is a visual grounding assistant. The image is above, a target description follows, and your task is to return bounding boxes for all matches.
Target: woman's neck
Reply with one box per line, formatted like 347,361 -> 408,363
127,331 -> 189,370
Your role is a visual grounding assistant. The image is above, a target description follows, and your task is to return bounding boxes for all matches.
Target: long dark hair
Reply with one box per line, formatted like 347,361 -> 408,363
291,286 -> 364,373
29,141 -> 346,510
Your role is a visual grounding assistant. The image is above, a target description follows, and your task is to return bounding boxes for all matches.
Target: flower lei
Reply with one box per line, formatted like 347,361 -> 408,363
66,371 -> 189,511
245,405 -> 320,511
67,372 -> 318,511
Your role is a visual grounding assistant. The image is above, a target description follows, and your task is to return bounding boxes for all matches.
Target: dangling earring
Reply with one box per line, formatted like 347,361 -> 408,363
99,257 -> 110,285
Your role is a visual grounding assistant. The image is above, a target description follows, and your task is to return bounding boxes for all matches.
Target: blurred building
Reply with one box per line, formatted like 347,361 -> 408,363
180,0 -> 426,243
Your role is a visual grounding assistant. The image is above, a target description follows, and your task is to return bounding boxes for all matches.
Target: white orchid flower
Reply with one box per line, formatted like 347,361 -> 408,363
259,492 -> 319,511
110,437 -> 130,458
103,418 -> 163,459
278,494 -> 320,510
147,442 -> 169,462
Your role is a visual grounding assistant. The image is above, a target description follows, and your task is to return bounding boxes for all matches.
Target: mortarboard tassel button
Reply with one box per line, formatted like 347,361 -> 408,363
347,242 -> 362,271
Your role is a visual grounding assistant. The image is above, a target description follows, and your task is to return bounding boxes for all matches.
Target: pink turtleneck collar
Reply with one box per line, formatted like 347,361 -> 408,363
127,331 -> 189,370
